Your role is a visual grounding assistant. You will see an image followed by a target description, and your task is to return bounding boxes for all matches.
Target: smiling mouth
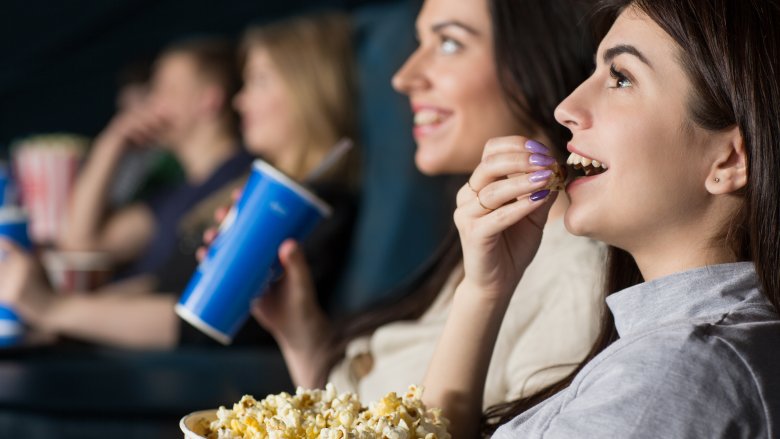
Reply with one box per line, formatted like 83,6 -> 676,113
413,108 -> 451,127
566,152 -> 608,177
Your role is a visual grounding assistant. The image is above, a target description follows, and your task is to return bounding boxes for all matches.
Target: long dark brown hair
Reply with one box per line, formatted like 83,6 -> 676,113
314,0 -> 599,385
482,0 -> 780,433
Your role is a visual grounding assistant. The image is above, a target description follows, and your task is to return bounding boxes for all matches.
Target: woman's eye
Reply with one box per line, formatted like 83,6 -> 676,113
609,65 -> 632,89
439,37 -> 462,55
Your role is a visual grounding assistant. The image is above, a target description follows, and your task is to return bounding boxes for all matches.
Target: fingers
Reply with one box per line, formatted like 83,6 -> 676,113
457,191 -> 556,238
214,206 -> 229,224
474,172 -> 554,211
195,247 -> 206,263
468,136 -> 557,194
197,227 -> 219,262
117,107 -> 168,146
277,240 -> 314,295
230,187 -> 242,203
203,227 -> 218,245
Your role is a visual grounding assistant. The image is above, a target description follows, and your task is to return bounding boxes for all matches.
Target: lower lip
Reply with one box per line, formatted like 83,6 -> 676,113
565,172 -> 604,192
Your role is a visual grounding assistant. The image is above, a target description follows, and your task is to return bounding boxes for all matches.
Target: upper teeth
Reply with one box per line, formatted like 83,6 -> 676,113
414,109 -> 445,126
567,152 -> 608,170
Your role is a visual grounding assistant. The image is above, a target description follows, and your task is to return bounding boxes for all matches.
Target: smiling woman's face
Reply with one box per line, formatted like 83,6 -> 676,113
392,0 -> 520,176
555,7 -> 728,256
233,47 -> 299,161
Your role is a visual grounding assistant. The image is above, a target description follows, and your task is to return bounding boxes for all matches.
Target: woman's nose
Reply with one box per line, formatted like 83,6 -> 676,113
392,48 -> 430,95
554,81 -> 592,132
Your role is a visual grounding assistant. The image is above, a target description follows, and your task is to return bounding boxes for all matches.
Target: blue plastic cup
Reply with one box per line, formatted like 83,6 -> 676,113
0,162 -> 18,207
0,207 -> 33,347
175,160 -> 331,344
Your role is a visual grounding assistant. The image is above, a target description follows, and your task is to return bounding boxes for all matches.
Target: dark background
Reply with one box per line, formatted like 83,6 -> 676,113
0,0 -> 401,151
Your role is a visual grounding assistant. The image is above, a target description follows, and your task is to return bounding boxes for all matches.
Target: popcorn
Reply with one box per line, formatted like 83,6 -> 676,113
206,384 -> 450,439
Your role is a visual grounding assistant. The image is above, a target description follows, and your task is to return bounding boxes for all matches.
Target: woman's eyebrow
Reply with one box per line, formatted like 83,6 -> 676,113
430,20 -> 480,36
602,44 -> 654,70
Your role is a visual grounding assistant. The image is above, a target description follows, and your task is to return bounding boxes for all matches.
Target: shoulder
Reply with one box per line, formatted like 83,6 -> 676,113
565,324 -> 767,436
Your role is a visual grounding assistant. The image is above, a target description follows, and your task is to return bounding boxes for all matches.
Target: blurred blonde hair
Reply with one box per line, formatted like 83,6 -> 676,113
241,13 -> 359,185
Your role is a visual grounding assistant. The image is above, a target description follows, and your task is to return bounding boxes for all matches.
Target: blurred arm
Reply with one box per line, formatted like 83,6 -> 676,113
26,286 -> 179,350
422,281 -> 512,438
59,113 -> 158,263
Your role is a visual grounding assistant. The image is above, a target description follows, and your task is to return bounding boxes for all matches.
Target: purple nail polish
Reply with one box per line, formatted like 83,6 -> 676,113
525,140 -> 550,156
530,189 -> 551,202
529,169 -> 553,183
529,154 -> 556,167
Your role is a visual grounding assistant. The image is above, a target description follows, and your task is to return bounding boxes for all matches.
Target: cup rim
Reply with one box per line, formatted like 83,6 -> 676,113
252,160 -> 332,218
179,409 -> 217,438
175,304 -> 232,345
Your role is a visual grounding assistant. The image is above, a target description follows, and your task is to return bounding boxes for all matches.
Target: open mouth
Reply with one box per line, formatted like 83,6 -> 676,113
566,152 -> 608,178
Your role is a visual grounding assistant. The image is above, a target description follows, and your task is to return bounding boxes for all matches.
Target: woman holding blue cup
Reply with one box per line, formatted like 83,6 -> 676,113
201,0 -> 606,411
0,14 -> 360,349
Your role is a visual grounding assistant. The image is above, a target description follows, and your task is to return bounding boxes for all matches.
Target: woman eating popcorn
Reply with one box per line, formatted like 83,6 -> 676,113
421,0 -> 780,436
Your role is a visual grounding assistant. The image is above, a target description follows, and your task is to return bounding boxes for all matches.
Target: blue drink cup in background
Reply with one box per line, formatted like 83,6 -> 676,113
0,162 -> 16,207
175,160 -> 331,344
0,207 -> 33,347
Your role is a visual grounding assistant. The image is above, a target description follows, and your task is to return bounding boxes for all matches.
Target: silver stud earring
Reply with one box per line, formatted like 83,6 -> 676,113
714,177 -> 721,183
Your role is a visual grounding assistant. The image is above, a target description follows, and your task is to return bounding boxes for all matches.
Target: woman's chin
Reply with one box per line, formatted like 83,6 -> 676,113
414,151 -> 445,176
563,209 -> 593,238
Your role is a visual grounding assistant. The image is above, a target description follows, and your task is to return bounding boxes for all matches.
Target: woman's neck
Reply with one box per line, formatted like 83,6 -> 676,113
272,142 -> 326,181
631,238 -> 738,282
629,198 -> 743,282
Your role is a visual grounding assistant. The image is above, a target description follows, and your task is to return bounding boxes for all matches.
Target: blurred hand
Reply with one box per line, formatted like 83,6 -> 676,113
196,187 -> 242,262
250,240 -> 328,343
97,104 -> 169,151
0,239 -> 53,323
250,240 -> 332,388
455,136 -> 559,302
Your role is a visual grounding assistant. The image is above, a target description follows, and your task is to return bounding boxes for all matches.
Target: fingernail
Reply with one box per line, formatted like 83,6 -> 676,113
525,140 -> 550,155
530,189 -> 551,202
529,169 -> 553,183
529,154 -> 556,167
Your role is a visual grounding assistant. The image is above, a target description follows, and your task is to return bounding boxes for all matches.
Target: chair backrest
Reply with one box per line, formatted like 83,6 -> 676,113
332,0 -> 455,314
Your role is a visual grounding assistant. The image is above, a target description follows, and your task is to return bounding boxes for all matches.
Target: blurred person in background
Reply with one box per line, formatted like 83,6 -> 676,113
204,0 -> 603,410
108,57 -> 185,209
60,37 -> 250,283
0,13 -> 359,349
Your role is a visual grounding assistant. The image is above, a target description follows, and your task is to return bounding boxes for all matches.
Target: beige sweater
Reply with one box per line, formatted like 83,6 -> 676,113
328,219 -> 605,409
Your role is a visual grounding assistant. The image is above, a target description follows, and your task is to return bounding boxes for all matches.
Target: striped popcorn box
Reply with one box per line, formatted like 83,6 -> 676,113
11,134 -> 87,245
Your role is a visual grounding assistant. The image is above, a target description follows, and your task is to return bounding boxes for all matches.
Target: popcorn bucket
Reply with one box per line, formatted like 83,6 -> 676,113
179,410 -> 216,439
12,134 -> 87,245
41,250 -> 113,294
176,160 -> 331,344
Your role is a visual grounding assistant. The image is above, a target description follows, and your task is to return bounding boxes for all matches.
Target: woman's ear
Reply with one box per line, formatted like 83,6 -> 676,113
705,126 -> 748,195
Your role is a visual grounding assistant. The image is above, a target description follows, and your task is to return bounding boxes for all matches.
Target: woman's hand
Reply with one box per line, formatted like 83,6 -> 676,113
0,239 -> 54,326
455,136 -> 559,302
251,240 -> 333,388
196,187 -> 242,262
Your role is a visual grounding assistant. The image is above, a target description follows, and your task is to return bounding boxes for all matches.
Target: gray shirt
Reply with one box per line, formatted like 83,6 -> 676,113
493,262 -> 780,438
